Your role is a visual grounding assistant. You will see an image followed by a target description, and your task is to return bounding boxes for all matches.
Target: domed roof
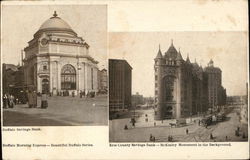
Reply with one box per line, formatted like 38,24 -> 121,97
36,11 -> 76,36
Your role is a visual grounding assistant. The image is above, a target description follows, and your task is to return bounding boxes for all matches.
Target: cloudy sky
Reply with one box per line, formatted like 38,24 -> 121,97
1,5 -> 107,69
109,32 -> 248,97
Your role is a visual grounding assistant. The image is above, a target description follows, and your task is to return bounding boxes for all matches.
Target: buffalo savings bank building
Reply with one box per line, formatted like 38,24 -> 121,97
23,11 -> 99,95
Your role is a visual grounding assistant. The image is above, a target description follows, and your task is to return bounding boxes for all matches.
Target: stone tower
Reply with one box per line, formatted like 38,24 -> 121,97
154,41 -> 183,120
154,45 -> 165,120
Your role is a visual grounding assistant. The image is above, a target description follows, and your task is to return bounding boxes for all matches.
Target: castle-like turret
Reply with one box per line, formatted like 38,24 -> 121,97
154,45 -> 165,120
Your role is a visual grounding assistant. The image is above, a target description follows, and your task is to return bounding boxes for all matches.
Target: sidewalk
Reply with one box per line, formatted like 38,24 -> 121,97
3,95 -> 108,126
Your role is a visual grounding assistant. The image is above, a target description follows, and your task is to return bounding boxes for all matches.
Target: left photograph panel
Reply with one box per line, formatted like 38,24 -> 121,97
1,5 -> 108,126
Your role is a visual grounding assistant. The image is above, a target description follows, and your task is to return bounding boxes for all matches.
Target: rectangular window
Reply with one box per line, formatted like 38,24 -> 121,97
155,75 -> 158,80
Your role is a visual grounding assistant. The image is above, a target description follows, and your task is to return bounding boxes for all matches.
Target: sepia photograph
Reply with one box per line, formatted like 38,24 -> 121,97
109,32 -> 248,142
1,5 -> 108,126
1,0 -> 249,160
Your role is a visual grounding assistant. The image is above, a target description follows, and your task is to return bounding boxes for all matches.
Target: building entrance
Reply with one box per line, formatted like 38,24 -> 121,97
42,79 -> 49,94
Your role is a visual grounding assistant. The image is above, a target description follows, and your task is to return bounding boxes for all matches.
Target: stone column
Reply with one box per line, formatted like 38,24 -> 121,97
82,62 -> 85,90
77,61 -> 81,92
85,63 -> 88,91
49,59 -> 53,94
176,70 -> 181,119
37,62 -> 41,93
58,62 -> 61,91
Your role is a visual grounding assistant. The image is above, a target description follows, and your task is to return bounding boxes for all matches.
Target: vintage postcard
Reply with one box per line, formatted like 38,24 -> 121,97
109,32 -> 248,143
1,5 -> 108,126
1,0 -> 249,160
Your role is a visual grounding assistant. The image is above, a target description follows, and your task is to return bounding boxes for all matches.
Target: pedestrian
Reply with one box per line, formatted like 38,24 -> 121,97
210,133 -> 213,140
150,134 -> 153,141
154,122 -> 156,127
83,90 -> 85,97
186,128 -> 189,135
124,125 -> 128,130
132,121 -> 135,127
9,95 -> 15,108
3,94 -> 8,109
80,91 -> 82,98
225,136 -> 228,140
86,90 -> 89,98
198,120 -> 200,126
32,90 -> 37,108
237,126 -> 240,132
242,132 -> 246,139
152,136 -> 156,142
235,130 -> 239,137
7,94 -> 11,107
72,91 -> 75,97
28,90 -> 34,108
131,118 -> 136,128
41,91 -> 48,109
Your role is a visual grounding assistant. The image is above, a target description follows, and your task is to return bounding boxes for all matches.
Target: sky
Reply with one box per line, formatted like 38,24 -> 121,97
1,5 -> 107,69
109,32 -> 248,97
1,2 -> 248,97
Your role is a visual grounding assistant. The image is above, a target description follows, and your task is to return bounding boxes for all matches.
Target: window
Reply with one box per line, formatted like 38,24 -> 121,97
91,68 -> 94,89
61,64 -> 76,90
43,65 -> 47,70
164,76 -> 175,101
155,75 -> 158,80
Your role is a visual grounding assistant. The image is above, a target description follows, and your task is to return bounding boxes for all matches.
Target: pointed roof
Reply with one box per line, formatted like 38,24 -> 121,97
208,59 -> 214,66
186,53 -> 191,63
155,44 -> 163,59
165,39 -> 178,59
177,47 -> 183,60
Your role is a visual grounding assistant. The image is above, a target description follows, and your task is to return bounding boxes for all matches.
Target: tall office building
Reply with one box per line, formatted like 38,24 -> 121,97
109,59 -> 132,113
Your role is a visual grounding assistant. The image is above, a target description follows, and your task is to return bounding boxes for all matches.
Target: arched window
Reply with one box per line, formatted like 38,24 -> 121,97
61,64 -> 76,90
164,76 -> 175,101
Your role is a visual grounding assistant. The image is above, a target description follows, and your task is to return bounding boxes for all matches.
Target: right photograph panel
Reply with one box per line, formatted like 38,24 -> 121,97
109,32 -> 248,142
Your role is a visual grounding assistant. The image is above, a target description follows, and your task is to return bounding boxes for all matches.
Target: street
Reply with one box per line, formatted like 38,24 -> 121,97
3,95 -> 108,126
109,107 -> 248,142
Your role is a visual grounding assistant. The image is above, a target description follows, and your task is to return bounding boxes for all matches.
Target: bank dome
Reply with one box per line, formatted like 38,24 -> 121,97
35,11 -> 77,37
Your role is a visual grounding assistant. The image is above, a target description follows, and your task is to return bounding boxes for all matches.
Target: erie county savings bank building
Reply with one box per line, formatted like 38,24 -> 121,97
23,11 -> 99,95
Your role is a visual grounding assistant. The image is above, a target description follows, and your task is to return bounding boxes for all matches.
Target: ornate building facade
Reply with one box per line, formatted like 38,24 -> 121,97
23,11 -> 99,95
154,41 -> 226,120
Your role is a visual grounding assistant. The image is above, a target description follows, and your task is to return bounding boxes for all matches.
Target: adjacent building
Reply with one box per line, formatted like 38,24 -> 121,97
204,60 -> 227,108
154,41 -> 226,120
2,64 -> 27,103
98,68 -> 108,93
23,11 -> 99,95
132,92 -> 144,107
2,64 -> 19,95
109,59 -> 132,113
